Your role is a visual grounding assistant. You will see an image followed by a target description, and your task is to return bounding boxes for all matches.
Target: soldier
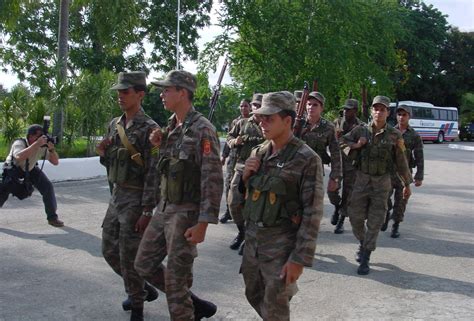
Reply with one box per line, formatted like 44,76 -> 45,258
241,91 -> 324,321
226,94 -> 264,253
382,105 -> 424,238
219,99 -> 251,224
342,96 -> 412,275
96,71 -> 159,321
300,91 -> 342,213
330,99 -> 365,234
134,70 -> 223,320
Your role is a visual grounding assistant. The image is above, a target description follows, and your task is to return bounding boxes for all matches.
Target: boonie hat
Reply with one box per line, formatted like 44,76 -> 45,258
344,98 -> 359,110
252,91 -> 295,115
110,71 -> 147,90
308,91 -> 325,105
151,70 -> 197,93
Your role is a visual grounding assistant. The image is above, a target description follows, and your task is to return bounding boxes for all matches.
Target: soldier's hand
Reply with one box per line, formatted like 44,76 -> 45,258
414,179 -> 422,187
47,141 -> 55,151
34,135 -> 48,148
235,136 -> 243,145
352,137 -> 368,149
243,156 -> 261,183
403,185 -> 411,200
184,222 -> 208,244
327,178 -> 339,192
135,215 -> 152,235
280,261 -> 304,286
149,128 -> 163,147
96,137 -> 111,157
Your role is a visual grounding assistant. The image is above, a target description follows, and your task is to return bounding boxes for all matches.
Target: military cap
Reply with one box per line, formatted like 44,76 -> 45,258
294,90 -> 303,102
308,91 -> 325,105
252,91 -> 295,115
251,93 -> 263,105
344,98 -> 359,110
396,104 -> 411,115
371,95 -> 390,108
110,71 -> 147,90
151,70 -> 197,93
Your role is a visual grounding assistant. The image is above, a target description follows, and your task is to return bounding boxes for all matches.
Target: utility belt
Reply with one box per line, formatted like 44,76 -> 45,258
107,146 -> 144,187
157,156 -> 201,205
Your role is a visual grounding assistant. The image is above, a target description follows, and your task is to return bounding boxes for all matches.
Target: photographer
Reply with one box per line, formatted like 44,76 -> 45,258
0,124 -> 64,227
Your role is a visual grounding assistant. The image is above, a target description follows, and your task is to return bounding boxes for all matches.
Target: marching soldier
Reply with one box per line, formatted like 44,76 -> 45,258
329,99 -> 365,234
382,105 -> 424,238
219,99 -> 251,224
241,91 -> 324,320
342,96 -> 412,275
134,70 -> 223,320
226,94 -> 264,253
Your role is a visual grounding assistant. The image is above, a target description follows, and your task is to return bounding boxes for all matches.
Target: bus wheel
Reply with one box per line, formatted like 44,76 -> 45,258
436,132 -> 444,143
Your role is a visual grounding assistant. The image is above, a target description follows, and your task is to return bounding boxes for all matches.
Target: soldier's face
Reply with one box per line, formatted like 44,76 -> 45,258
344,108 -> 357,121
306,98 -> 323,119
160,86 -> 185,112
240,101 -> 251,117
371,104 -> 389,123
397,111 -> 410,126
117,88 -> 143,112
259,113 -> 291,140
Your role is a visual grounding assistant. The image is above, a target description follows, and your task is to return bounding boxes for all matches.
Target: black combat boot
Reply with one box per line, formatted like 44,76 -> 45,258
230,225 -> 245,250
219,207 -> 232,224
238,241 -> 245,256
357,249 -> 372,275
330,204 -> 340,225
130,307 -> 144,321
122,283 -> 158,311
191,293 -> 217,320
355,240 -> 364,263
334,216 -> 345,234
380,210 -> 390,231
391,222 -> 400,238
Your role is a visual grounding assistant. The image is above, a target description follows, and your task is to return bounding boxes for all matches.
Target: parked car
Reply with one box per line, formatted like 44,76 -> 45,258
459,122 -> 474,141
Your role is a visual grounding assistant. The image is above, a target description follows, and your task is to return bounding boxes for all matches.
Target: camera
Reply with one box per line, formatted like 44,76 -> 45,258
43,116 -> 59,145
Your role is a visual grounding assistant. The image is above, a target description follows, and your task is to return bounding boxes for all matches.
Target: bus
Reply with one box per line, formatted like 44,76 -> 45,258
388,101 -> 458,143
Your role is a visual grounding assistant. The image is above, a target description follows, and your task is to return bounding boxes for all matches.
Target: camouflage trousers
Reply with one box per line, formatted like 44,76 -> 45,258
135,208 -> 198,321
224,155 -> 236,199
327,168 -> 357,217
241,223 -> 298,321
227,167 -> 245,226
388,177 -> 408,223
348,171 -> 392,251
102,187 -> 147,309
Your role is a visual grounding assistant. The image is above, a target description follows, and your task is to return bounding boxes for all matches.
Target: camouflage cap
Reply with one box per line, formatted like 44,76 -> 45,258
294,90 -> 303,102
151,70 -> 197,93
252,91 -> 295,115
396,104 -> 411,115
251,93 -> 263,105
308,91 -> 325,105
110,71 -> 147,90
372,95 -> 390,108
344,98 -> 359,110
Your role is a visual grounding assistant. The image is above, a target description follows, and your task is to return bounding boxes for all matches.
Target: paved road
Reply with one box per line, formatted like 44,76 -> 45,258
1,142 -> 473,321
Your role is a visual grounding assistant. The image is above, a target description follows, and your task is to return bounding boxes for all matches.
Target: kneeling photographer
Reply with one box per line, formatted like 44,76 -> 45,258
0,123 -> 64,227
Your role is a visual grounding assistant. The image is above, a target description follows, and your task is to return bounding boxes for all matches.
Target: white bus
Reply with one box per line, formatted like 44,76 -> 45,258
388,101 -> 458,143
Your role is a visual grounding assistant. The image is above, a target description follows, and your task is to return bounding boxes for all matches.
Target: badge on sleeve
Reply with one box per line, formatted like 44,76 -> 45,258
202,138 -> 211,155
397,138 -> 406,153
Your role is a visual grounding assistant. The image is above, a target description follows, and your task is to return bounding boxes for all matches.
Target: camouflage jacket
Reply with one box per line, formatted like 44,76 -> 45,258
301,117 -> 342,180
227,116 -> 264,169
395,124 -> 424,181
157,108 -> 223,224
334,116 -> 365,171
342,121 -> 413,186
103,109 -> 159,207
246,136 -> 324,267
222,115 -> 245,159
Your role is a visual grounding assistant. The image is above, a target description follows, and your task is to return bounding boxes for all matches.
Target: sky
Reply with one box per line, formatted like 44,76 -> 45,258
0,0 -> 473,90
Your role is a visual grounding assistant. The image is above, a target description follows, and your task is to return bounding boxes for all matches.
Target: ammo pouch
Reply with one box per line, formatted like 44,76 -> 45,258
157,156 -> 201,205
108,147 -> 143,185
359,135 -> 392,176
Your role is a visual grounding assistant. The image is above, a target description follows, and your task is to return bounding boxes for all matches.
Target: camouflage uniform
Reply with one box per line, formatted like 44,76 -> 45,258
388,124 -> 424,222
101,109 -> 159,310
241,92 -> 324,321
223,115 -> 245,209
135,108 -> 223,320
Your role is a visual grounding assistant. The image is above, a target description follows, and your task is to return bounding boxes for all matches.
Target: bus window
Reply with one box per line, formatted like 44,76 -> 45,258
412,107 -> 422,119
440,109 -> 447,120
432,109 -> 440,120
453,110 -> 458,121
424,108 -> 435,119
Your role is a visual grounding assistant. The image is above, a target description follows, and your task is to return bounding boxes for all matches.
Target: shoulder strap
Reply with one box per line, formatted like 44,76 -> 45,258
116,123 -> 144,167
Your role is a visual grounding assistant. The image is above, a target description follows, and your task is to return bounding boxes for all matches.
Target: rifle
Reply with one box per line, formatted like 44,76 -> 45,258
208,58 -> 228,122
293,81 -> 310,138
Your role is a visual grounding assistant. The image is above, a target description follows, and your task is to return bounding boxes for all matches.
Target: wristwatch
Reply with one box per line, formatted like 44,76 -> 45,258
142,211 -> 154,217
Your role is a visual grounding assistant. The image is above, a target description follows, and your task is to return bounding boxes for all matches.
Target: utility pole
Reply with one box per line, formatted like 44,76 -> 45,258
176,0 -> 180,70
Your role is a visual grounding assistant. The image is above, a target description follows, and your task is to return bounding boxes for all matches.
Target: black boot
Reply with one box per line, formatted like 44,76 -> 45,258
219,207 -> 232,224
130,307 -> 144,321
381,210 -> 390,231
122,283 -> 158,311
357,249 -> 372,275
355,240 -> 363,263
191,293 -> 217,320
230,225 -> 245,250
391,222 -> 400,238
238,241 -> 245,256
334,216 -> 345,234
330,204 -> 340,225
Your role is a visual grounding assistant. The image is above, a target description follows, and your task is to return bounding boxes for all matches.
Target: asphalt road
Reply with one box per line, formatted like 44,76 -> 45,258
1,142 -> 473,321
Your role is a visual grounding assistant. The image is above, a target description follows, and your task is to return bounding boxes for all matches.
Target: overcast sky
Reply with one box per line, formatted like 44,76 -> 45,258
1,0 -> 473,90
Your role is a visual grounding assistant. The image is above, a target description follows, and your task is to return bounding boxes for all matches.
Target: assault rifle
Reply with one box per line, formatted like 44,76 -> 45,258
208,58 -> 228,122
293,81 -> 310,138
